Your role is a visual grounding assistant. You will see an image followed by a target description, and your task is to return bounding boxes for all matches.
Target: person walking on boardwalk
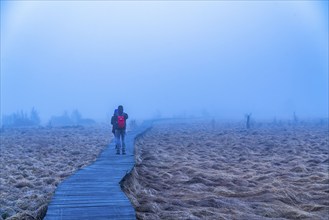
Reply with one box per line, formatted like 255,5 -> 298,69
111,105 -> 128,155
111,109 -> 118,135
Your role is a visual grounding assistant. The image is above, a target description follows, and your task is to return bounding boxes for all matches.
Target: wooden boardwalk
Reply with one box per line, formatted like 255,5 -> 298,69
45,122 -> 152,220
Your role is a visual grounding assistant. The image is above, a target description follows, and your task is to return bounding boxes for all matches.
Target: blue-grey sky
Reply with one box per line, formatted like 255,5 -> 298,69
1,1 -> 328,122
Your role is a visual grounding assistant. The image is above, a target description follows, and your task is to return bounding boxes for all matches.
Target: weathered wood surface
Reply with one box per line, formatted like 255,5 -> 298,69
45,122 -> 152,220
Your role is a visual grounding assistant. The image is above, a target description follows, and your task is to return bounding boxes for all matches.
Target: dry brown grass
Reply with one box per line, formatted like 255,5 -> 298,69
0,125 -> 112,220
122,122 -> 329,220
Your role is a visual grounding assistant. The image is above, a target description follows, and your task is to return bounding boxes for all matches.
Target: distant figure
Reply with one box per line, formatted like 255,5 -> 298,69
111,105 -> 128,155
111,109 -> 118,135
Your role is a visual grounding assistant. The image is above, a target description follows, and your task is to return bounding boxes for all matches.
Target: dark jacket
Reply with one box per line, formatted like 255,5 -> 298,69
111,112 -> 128,130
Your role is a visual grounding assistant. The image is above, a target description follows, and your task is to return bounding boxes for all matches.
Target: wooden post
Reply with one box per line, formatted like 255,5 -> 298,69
246,113 -> 252,129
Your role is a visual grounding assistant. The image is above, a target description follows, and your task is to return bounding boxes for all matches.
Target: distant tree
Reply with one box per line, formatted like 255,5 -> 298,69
49,111 -> 72,127
48,110 -> 96,127
79,118 -> 96,126
71,109 -> 82,125
293,111 -> 298,124
15,111 -> 30,126
1,108 -> 41,127
30,107 -> 41,126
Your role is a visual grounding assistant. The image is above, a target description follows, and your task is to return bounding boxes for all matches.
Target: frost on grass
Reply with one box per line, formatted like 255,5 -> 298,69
0,126 -> 111,219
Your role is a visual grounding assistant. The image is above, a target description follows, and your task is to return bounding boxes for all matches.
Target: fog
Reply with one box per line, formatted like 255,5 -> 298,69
1,1 -> 328,122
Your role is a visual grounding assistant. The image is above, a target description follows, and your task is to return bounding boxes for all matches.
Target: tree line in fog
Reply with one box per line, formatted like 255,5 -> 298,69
1,108 -> 96,128
1,108 -> 327,129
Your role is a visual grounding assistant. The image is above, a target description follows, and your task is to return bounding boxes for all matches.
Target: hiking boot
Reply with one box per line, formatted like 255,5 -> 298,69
122,150 -> 126,155
116,150 -> 120,155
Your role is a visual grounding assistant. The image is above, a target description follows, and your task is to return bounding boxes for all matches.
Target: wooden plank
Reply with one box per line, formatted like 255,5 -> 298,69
44,122 -> 152,220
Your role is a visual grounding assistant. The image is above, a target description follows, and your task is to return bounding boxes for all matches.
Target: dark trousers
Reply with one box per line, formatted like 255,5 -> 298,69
115,129 -> 126,152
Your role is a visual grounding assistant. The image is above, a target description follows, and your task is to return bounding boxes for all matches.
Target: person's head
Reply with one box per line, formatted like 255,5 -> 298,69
118,105 -> 124,114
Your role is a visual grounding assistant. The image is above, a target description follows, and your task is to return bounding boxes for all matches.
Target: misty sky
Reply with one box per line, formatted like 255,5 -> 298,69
1,1 -> 328,122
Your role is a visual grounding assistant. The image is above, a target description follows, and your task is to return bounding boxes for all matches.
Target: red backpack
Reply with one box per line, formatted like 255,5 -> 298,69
117,115 -> 125,129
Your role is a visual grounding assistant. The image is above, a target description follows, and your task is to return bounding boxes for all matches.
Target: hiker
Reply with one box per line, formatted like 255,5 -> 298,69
111,109 -> 118,135
111,105 -> 128,155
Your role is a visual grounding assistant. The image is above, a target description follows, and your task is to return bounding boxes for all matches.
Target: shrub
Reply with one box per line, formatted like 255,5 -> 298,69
48,110 -> 95,127
1,108 -> 41,128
